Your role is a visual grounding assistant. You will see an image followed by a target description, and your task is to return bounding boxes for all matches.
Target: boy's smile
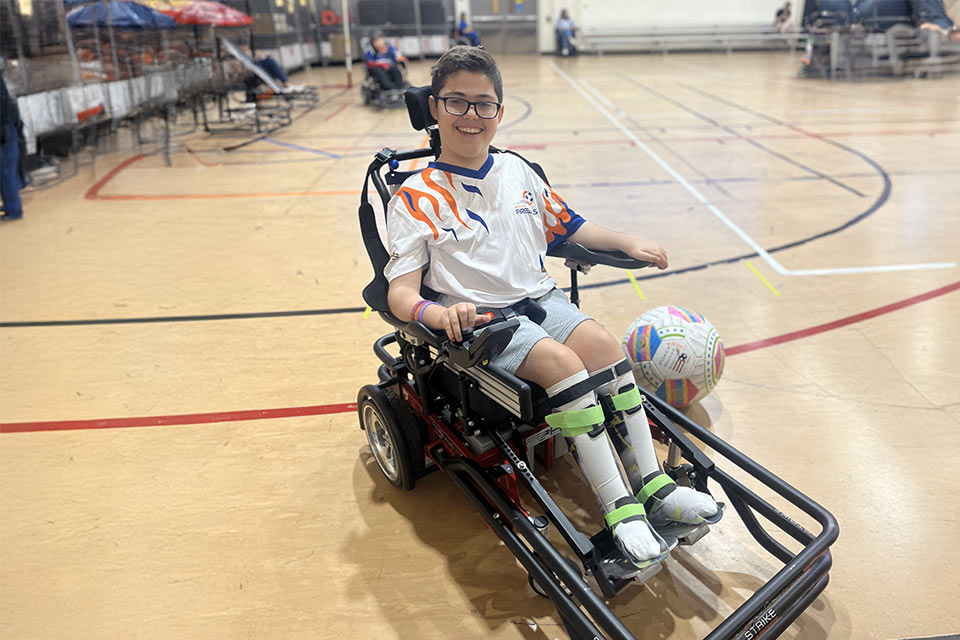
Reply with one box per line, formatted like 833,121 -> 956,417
429,71 -> 504,171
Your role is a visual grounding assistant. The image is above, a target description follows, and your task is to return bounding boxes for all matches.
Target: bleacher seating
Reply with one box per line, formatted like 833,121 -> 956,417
578,24 -> 802,55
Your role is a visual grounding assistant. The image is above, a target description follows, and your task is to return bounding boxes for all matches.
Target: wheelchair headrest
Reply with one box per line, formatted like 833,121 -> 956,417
405,86 -> 436,131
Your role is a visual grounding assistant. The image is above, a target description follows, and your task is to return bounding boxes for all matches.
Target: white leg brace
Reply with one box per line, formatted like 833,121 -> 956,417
595,361 -> 661,490
546,370 -> 665,564
598,359 -> 719,525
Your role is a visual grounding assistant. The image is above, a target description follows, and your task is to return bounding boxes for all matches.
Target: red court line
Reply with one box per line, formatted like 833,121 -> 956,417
85,154 -> 147,200
88,127 -> 954,202
0,403 -> 357,435
88,189 -> 360,201
726,280 -> 960,356
322,103 -> 349,122
3,281 -> 957,435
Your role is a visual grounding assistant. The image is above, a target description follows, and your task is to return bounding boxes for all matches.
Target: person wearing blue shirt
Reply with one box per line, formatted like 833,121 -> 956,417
458,12 -> 481,46
556,9 -> 577,55
365,32 -> 408,90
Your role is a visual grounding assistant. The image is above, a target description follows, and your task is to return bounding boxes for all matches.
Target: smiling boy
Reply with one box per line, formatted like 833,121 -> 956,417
384,47 -> 718,569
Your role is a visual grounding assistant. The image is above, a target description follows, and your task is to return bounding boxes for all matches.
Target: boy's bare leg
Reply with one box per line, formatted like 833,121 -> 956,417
517,338 -> 666,564
565,321 -> 719,525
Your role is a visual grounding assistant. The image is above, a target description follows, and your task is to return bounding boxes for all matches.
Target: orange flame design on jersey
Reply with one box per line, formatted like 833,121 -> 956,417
421,169 -> 472,230
397,186 -> 442,239
541,186 -> 573,246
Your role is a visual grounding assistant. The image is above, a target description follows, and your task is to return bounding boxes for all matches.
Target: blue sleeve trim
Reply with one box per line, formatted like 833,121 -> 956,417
547,209 -> 585,251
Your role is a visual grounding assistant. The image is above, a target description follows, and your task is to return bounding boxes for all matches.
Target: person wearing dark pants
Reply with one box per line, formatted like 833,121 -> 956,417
365,32 -> 407,91
1,71 -> 25,222
255,55 -> 289,86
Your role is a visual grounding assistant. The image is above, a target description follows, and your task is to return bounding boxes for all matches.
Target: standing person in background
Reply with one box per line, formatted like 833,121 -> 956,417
556,9 -> 578,56
775,1 -> 793,32
365,31 -> 408,91
1,62 -> 25,222
458,12 -> 481,46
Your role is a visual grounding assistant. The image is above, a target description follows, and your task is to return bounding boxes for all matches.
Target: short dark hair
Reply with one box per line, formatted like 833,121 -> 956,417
431,46 -> 503,102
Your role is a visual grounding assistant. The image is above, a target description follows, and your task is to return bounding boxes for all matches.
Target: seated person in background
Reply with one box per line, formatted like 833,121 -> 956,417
775,1 -> 793,32
556,9 -> 578,55
912,0 -> 960,39
385,47 -> 719,570
457,12 -> 481,46
365,31 -> 408,91
255,54 -> 288,88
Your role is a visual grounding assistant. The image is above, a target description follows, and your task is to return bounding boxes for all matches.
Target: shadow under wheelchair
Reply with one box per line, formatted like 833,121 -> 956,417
347,441 -> 837,639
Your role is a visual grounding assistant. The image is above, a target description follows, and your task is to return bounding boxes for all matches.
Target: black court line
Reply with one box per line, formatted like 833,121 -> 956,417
616,111 -> 737,199
0,94 -> 893,329
622,76 -> 866,198
500,93 -> 533,131
580,89 -> 893,289
0,307 -> 367,328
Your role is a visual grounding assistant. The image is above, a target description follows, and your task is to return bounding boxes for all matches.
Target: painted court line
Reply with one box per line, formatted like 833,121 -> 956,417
549,63 -> 957,278
3,280 -> 957,434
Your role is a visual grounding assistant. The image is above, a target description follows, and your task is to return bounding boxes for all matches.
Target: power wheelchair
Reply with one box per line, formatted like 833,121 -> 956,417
355,86 -> 839,640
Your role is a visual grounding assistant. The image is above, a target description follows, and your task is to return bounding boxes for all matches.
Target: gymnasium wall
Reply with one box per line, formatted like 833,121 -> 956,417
536,0 -> 804,51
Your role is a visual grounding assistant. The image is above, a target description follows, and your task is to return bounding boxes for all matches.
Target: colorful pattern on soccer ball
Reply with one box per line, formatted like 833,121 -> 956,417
622,305 -> 725,408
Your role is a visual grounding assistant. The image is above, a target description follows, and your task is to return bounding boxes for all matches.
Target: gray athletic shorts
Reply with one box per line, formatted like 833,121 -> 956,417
487,288 -> 591,375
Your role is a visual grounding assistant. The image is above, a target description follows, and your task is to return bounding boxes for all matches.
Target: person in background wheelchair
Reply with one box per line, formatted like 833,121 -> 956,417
365,31 -> 408,92
384,47 -> 720,570
556,9 -> 579,55
457,12 -> 481,46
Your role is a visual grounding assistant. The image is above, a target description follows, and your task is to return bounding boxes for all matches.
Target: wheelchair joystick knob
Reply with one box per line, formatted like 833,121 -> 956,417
389,159 -> 400,170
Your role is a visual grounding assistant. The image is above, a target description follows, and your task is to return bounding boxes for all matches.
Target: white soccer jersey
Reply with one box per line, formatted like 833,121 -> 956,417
383,152 -> 585,308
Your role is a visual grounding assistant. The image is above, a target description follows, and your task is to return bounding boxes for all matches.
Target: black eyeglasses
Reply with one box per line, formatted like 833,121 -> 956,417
434,95 -> 501,119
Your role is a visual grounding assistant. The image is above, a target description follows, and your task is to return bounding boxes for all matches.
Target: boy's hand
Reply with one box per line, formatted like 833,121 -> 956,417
429,302 -> 491,342
625,237 -> 669,270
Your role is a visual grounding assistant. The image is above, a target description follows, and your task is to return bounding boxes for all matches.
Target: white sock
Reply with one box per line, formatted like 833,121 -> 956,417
648,483 -> 718,524
548,371 -> 663,562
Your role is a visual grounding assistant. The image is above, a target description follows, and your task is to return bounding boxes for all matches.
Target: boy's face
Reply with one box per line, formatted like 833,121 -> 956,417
372,37 -> 385,51
429,71 -> 503,169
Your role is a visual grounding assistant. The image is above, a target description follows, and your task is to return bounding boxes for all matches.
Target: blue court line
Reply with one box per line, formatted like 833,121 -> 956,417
262,138 -> 342,158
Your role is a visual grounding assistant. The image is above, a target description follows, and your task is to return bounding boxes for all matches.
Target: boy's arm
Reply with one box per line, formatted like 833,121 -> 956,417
387,270 -> 489,342
567,221 -> 669,269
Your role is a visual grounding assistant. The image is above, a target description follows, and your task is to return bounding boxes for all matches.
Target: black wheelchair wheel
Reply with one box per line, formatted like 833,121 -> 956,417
357,385 -> 424,490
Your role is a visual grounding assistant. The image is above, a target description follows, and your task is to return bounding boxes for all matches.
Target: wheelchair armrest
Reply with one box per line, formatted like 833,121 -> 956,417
547,241 -> 652,270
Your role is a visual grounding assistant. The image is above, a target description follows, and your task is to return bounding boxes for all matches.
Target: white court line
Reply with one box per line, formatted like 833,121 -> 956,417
550,62 -> 958,277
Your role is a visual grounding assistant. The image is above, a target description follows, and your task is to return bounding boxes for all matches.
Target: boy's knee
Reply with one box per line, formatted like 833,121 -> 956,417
568,320 -> 625,367
517,339 -> 585,387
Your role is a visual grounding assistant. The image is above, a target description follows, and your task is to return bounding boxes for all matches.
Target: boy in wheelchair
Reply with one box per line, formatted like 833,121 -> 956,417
383,46 -> 720,571
363,31 -> 409,108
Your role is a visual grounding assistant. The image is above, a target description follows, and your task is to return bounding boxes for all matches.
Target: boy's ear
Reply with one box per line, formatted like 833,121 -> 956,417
496,103 -> 505,123
428,95 -> 438,120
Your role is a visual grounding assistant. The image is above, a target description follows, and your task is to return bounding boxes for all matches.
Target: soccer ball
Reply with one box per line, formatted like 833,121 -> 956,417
622,305 -> 725,408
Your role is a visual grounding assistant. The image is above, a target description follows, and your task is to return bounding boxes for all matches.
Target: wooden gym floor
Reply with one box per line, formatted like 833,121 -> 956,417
1,51 -> 958,639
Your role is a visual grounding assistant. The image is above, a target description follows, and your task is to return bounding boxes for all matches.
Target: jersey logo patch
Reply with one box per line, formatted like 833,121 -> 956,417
513,190 -> 538,216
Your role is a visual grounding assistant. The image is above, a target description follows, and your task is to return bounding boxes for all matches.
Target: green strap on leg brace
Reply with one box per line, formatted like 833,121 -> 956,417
637,473 -> 676,510
545,404 -> 605,437
609,386 -> 643,412
604,501 -> 646,530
